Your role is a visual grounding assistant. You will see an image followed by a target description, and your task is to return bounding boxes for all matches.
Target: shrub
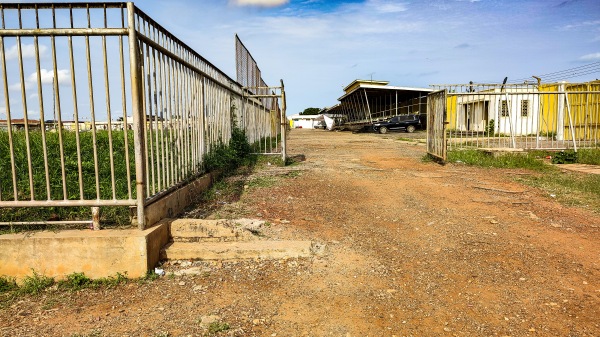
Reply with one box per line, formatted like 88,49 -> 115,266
58,272 -> 92,291
552,150 -> 578,164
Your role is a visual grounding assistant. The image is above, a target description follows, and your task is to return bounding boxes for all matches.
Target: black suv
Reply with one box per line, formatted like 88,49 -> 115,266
372,114 -> 422,134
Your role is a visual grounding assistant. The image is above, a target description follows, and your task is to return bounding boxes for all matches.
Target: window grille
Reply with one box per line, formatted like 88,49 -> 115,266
500,100 -> 509,117
521,100 -> 529,117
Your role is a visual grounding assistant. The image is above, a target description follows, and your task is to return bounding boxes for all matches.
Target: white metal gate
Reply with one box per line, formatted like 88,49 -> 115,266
426,90 -> 447,161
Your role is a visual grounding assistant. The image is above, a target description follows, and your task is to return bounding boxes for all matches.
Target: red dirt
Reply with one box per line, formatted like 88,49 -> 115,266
1,129 -> 599,336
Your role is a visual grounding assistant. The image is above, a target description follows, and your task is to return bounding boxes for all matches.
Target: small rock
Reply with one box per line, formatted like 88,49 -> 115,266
443,327 -> 451,332
178,281 -> 186,286
200,315 -> 220,325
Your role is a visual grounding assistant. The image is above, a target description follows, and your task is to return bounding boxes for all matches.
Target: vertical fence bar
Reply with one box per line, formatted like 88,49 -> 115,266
33,5 -> 51,200
127,2 -> 146,229
85,5 -> 101,200
68,5 -> 85,200
50,5 -> 68,200
102,5 -> 117,200
16,19 -> 36,200
0,17 -> 19,201
119,5 -> 132,200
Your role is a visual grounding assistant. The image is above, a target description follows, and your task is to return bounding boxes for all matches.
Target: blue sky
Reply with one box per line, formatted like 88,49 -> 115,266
4,0 -> 600,117
144,0 -> 600,115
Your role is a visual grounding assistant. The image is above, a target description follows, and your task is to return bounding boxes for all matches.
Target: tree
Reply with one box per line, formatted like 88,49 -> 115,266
300,107 -> 321,115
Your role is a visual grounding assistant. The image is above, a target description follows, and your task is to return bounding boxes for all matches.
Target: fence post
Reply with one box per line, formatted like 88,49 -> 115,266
91,207 -> 101,230
127,2 -> 147,230
280,79 -> 287,163
557,82 -> 566,141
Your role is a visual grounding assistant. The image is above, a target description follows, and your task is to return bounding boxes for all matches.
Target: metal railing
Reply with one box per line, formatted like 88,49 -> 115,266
429,82 -> 600,151
0,2 -> 285,229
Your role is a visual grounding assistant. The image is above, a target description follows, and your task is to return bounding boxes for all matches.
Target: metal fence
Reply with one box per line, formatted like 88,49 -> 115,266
235,35 -> 285,156
429,81 -> 600,152
0,2 -> 285,229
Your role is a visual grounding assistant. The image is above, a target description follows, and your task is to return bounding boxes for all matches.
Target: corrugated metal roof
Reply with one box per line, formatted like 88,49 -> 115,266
338,83 -> 434,101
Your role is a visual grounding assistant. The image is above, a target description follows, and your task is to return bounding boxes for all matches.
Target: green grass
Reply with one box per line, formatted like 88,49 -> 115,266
57,271 -> 128,291
247,176 -> 277,189
576,148 -> 600,165
445,148 -> 600,213
0,130 -> 135,226
0,270 -> 139,308
1,125 -> 266,230
447,149 -> 551,171
516,171 -> 600,212
207,321 -> 230,334
0,130 -> 135,201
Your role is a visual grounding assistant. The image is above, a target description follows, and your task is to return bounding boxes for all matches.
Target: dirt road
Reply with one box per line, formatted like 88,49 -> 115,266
2,129 -> 599,336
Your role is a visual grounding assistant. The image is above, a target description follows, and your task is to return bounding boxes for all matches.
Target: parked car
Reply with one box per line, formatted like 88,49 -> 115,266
372,114 -> 422,134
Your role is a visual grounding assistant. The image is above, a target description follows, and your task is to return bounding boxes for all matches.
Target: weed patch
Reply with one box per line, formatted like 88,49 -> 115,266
207,321 -> 230,334
247,176 -> 277,189
19,270 -> 55,295
57,271 -> 128,291
0,275 -> 18,293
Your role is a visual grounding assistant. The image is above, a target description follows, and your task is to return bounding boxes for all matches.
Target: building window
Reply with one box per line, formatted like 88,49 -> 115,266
499,100 -> 509,117
521,100 -> 529,117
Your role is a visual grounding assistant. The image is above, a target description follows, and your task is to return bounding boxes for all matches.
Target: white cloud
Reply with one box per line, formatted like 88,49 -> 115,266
27,68 -> 70,86
562,20 -> 600,31
2,43 -> 48,60
579,52 -> 600,61
230,0 -> 289,7
8,82 -> 23,92
8,68 -> 70,92
367,0 -> 408,13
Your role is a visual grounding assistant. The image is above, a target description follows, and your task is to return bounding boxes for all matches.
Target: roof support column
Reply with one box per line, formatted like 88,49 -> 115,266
364,88 -> 372,123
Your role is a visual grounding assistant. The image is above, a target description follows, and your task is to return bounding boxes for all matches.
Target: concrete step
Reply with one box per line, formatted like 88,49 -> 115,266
161,240 -> 315,261
169,218 -> 259,243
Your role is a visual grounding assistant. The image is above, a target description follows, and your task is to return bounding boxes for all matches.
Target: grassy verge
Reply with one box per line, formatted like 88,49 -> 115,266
447,149 -> 552,171
445,148 -> 600,213
0,270 -> 163,309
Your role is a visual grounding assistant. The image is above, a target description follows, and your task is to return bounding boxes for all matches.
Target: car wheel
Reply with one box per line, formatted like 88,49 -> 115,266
406,125 -> 416,133
379,126 -> 388,134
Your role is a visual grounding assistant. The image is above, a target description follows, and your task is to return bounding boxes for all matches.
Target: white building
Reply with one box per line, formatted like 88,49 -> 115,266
288,114 -> 324,129
456,88 -> 540,136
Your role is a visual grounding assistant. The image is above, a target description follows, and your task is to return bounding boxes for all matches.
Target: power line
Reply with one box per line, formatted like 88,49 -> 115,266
511,61 -> 600,83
